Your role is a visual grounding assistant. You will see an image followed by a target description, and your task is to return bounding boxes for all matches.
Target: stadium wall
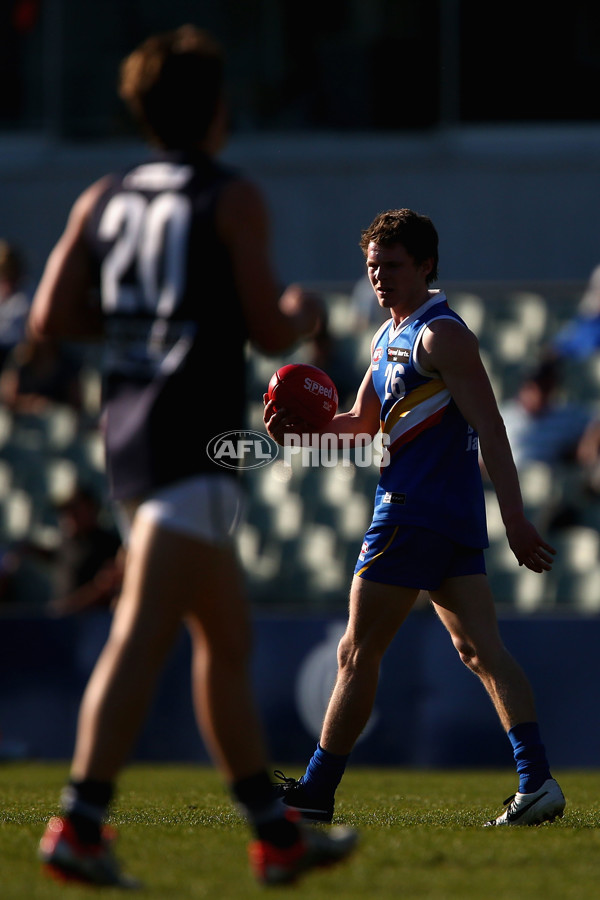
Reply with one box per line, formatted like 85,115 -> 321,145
2,127 -> 600,286
0,610 -> 597,768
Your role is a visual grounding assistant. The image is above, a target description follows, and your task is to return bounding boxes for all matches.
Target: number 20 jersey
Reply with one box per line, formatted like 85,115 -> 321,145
85,150 -> 247,500
370,292 -> 488,548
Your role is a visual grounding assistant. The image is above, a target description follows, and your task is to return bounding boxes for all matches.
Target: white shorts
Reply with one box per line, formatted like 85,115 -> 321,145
116,475 -> 245,545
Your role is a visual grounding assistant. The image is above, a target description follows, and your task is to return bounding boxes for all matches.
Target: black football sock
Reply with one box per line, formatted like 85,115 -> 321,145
60,778 -> 114,845
232,770 -> 299,848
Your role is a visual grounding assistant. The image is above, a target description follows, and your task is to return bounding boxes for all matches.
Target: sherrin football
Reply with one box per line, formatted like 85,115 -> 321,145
268,363 -> 338,428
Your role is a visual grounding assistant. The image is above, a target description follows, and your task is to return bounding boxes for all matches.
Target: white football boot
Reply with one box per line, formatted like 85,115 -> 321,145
484,778 -> 565,826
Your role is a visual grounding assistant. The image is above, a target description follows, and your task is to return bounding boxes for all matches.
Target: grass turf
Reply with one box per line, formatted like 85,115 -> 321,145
1,763 -> 599,898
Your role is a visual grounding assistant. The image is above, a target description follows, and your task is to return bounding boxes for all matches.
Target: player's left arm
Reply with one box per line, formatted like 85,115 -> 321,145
420,318 -> 555,572
28,177 -> 111,340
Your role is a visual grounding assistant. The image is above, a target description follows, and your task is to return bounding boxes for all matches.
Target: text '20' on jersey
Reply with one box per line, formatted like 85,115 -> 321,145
86,151 -> 248,500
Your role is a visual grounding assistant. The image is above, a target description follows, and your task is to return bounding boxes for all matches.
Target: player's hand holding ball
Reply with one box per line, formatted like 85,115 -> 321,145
264,363 -> 338,445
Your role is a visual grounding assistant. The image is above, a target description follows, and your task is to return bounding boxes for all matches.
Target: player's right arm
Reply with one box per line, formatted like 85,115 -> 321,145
216,177 -> 322,354
28,177 -> 112,339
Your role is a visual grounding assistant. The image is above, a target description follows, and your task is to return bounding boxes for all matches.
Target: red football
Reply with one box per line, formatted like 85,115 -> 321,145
267,363 -> 338,428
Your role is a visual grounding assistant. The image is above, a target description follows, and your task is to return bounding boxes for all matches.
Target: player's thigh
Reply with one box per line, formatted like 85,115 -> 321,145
430,573 -> 504,654
117,510 -> 249,644
345,573 -> 419,658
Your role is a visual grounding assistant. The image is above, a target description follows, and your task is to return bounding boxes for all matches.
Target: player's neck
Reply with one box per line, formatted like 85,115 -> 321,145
390,289 -> 432,326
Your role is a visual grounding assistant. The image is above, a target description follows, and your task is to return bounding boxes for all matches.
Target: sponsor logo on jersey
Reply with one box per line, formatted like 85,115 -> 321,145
382,491 -> 406,505
206,430 -> 279,469
372,347 -> 384,363
387,346 -> 411,363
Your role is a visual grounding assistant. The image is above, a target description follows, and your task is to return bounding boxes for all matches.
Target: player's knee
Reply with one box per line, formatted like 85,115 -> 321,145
337,634 -> 351,669
337,633 -> 380,673
453,636 -> 481,672
454,628 -> 511,674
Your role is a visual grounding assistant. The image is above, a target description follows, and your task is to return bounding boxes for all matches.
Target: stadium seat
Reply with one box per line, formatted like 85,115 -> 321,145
78,430 -> 106,477
447,292 -> 486,336
295,524 -> 347,595
478,349 -> 504,401
485,539 -> 517,574
44,406 -> 79,452
504,291 -> 550,343
0,406 -> 13,449
549,526 -> 600,574
271,493 -> 304,539
335,492 -> 372,540
490,320 -> 530,365
237,522 -> 280,573
318,462 -> 358,507
552,566 -> 600,611
326,291 -> 361,337
247,349 -> 286,398
78,364 -> 102,419
0,460 -> 13,500
484,489 -> 506,542
243,499 -> 276,538
44,458 -> 79,506
250,460 -> 294,506
0,488 -> 33,541
246,399 -> 267,431
1,281 -> 597,611
490,568 -> 554,612
518,462 -> 557,522
357,329 -> 375,369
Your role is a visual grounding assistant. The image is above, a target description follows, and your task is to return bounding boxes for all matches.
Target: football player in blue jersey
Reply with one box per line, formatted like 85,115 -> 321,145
265,208 -> 565,828
30,25 -> 356,887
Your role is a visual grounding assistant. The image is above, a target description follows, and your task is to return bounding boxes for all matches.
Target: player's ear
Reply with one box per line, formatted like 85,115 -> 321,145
420,257 -> 434,281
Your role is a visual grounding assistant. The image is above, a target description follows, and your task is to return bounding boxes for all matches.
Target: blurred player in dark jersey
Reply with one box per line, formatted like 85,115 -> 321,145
265,208 -> 565,829
30,25 -> 356,888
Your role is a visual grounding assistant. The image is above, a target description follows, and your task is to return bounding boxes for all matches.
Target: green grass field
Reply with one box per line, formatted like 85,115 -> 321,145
1,763 -> 599,899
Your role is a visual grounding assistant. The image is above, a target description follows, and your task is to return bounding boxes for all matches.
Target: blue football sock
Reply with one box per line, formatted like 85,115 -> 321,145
508,722 -> 552,794
301,743 -> 349,800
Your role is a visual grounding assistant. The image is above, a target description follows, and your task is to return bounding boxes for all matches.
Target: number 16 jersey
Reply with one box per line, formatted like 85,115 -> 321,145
370,291 -> 488,548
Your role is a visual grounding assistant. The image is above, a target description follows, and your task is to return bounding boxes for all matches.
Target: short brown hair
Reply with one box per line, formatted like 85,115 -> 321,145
119,25 -> 224,149
359,208 -> 439,284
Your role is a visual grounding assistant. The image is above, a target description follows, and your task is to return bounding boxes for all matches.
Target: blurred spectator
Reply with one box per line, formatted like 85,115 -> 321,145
495,359 -> 591,472
551,264 -> 600,359
574,418 -> 600,500
48,484 -> 123,617
0,240 -> 30,372
0,485 -> 123,615
0,336 -> 82,414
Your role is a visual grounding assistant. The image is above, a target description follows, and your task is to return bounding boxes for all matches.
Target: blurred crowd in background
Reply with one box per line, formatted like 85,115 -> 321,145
3,2 -> 600,618
3,232 -> 600,617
